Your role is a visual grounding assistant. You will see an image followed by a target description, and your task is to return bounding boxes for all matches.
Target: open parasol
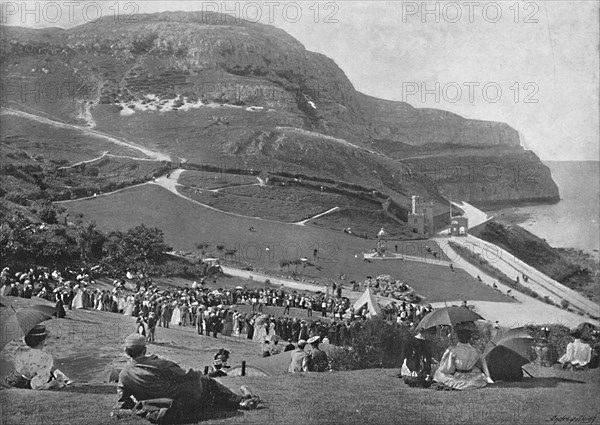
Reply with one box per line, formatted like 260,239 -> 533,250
484,327 -> 535,379
1,305 -> 56,351
416,306 -> 484,330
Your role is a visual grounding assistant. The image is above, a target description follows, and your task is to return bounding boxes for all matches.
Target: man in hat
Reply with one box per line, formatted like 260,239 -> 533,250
559,330 -> 592,370
288,340 -> 308,373
117,334 -> 260,412
306,336 -> 328,372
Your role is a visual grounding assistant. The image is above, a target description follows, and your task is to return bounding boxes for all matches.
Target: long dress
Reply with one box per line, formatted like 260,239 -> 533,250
118,296 -> 127,313
13,347 -> 54,389
72,289 -> 84,309
232,314 -> 240,336
124,296 -> 135,316
170,306 -> 182,326
253,324 -> 268,342
433,342 -> 488,390
221,315 -> 233,337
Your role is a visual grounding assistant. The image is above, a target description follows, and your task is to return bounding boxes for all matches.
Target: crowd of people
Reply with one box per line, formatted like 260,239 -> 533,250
4,265 -> 598,391
1,265 -> 434,347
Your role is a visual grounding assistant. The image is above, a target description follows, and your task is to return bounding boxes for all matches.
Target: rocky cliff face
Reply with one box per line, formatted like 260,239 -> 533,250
0,11 -> 559,208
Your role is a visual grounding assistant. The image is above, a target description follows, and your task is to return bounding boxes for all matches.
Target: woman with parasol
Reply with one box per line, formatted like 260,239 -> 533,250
433,326 -> 494,390
416,306 -> 493,390
3,325 -> 71,389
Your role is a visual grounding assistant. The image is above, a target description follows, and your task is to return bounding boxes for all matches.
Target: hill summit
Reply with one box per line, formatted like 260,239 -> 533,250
1,11 -> 559,214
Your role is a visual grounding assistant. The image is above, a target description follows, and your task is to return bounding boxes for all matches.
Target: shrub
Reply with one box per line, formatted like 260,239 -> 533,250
560,299 -> 570,309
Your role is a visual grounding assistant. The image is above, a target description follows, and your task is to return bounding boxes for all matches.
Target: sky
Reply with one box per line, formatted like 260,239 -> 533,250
1,0 -> 598,161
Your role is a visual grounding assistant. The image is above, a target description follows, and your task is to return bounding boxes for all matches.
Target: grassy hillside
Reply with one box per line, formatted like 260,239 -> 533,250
63,184 -> 511,303
1,296 -> 597,425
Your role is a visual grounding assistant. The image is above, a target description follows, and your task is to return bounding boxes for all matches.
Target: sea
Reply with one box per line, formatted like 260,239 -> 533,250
487,161 -> 600,259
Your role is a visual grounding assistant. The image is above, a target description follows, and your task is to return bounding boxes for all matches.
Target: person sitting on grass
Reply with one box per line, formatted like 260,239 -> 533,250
117,334 -> 259,422
268,335 -> 282,356
288,339 -> 308,373
2,325 -> 71,390
208,359 -> 228,378
261,340 -> 271,357
401,328 -> 434,388
306,336 -> 328,372
559,330 -> 592,370
214,348 -> 230,368
432,327 -> 494,390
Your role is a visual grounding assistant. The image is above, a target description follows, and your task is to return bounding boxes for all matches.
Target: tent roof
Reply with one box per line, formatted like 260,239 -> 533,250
353,287 -> 381,316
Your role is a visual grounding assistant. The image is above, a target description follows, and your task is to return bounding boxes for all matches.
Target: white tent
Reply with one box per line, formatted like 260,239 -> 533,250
353,287 -> 382,317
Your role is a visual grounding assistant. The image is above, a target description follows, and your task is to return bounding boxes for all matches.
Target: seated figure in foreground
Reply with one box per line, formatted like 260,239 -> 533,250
3,325 -> 71,390
433,327 -> 494,390
558,330 -> 592,370
401,328 -> 434,388
117,334 -> 259,420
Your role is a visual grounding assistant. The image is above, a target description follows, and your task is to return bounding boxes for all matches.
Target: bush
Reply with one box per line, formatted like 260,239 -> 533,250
561,299 -> 570,309
525,324 -> 571,363
329,318 -> 496,372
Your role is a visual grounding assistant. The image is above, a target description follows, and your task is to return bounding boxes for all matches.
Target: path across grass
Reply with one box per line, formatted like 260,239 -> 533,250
64,184 -> 510,304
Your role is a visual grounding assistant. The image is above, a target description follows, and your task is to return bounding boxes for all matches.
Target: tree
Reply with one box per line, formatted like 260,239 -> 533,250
75,221 -> 106,262
102,224 -> 171,267
32,200 -> 64,224
0,212 -> 33,262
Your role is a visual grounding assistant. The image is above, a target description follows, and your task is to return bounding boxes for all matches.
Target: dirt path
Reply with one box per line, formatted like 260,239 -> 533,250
434,237 -> 599,327
459,234 -> 599,315
362,252 -> 452,266
275,126 -> 383,157
295,207 -> 340,225
1,107 -> 171,162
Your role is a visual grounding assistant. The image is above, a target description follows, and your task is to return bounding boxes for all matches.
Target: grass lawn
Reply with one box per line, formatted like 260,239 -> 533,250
64,184 -> 511,304
1,296 -> 598,425
179,171 -> 259,190
310,208 -> 423,240
177,183 -> 381,223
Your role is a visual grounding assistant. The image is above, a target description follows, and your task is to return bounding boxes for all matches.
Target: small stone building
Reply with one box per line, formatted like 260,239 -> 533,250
450,216 -> 469,236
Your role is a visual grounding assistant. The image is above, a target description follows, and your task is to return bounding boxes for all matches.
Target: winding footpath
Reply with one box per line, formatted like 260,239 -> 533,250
152,170 -> 340,227
1,107 -> 171,162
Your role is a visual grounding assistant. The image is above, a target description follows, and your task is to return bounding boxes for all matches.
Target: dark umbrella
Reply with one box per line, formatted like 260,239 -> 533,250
1,306 -> 55,351
484,327 -> 535,380
416,306 -> 484,330
485,327 -> 534,362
